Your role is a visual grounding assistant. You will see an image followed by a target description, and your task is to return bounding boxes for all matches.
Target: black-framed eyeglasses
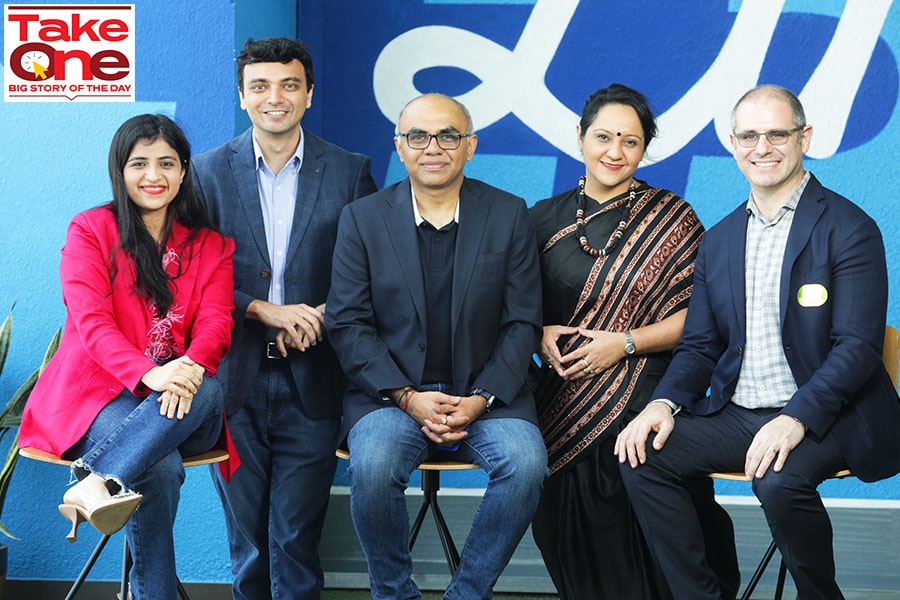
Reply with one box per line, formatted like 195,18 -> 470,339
733,126 -> 805,148
397,131 -> 472,150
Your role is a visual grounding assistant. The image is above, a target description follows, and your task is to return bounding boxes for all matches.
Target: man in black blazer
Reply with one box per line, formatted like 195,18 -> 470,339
193,38 -> 376,599
615,85 -> 900,599
325,93 -> 548,599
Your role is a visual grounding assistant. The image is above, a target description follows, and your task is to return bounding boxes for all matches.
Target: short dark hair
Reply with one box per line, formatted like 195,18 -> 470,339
236,37 -> 314,91
579,84 -> 657,149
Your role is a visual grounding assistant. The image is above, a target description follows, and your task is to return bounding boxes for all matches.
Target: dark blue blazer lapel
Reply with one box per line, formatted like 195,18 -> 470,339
780,177 -> 825,324
726,207 -> 749,336
385,182 -> 427,326
452,178 -> 487,335
230,130 -> 270,267
286,129 -> 323,266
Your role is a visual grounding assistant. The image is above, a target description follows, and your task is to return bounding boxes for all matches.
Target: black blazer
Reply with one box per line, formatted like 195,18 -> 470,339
325,177 -> 543,437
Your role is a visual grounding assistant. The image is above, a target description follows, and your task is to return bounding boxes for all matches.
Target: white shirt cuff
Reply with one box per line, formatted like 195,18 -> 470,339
651,398 -> 682,416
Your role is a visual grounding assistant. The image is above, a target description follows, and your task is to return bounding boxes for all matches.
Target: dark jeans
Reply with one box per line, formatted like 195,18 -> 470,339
211,359 -> 340,600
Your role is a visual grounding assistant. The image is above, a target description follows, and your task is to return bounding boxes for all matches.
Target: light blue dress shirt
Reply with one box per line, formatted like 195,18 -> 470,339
252,131 -> 304,307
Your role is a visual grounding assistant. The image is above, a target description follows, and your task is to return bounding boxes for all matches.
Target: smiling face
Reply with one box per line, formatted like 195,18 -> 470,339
124,138 -> 184,237
394,94 -> 477,197
730,93 -> 811,204
578,103 -> 645,199
239,59 -> 313,143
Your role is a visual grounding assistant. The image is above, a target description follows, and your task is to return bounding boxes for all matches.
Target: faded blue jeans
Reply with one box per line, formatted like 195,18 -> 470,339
346,393 -> 547,600
67,376 -> 224,600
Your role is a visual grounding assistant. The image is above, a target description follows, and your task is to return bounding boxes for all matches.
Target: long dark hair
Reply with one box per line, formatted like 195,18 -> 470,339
107,114 -> 214,316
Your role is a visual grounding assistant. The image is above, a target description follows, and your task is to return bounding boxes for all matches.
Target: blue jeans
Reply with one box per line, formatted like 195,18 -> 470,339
67,376 -> 224,600
347,399 -> 548,600
211,359 -> 340,600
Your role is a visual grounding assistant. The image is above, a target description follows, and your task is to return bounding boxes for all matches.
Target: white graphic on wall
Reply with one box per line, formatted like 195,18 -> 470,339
373,0 -> 892,162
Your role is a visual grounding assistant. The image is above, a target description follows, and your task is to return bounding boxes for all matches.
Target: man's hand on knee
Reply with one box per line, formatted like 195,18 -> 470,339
745,414 -> 806,479
614,401 -> 676,468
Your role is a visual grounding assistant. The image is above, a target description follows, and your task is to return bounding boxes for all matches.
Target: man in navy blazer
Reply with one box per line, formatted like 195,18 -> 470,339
325,93 -> 548,599
193,38 -> 376,599
616,85 -> 900,599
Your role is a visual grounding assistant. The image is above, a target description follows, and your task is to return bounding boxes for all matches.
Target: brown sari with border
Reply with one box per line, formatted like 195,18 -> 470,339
531,181 -> 704,474
528,182 -> 703,599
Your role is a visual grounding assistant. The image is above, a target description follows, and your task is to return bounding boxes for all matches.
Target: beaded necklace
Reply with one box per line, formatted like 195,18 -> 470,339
575,176 -> 635,258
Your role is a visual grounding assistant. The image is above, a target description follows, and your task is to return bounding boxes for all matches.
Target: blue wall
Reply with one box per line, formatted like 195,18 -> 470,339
2,0 -> 899,584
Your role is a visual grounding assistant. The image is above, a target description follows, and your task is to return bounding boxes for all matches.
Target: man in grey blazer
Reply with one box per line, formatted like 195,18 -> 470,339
192,38 -> 376,599
325,93 -> 548,599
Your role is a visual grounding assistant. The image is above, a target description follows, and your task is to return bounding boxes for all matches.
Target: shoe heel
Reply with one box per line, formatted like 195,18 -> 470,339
88,494 -> 142,535
58,504 -> 86,544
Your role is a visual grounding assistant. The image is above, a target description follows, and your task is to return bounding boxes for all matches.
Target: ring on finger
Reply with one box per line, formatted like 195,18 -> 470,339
581,358 -> 591,369
441,416 -> 448,426
767,447 -> 777,454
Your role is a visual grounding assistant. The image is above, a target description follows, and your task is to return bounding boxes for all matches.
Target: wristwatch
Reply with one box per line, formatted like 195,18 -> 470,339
470,388 -> 496,412
624,331 -> 636,356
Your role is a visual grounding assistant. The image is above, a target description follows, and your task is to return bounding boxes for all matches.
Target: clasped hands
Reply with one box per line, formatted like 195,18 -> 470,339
403,390 -> 487,446
614,404 -> 806,480
541,325 -> 626,380
253,301 -> 326,357
141,355 -> 205,420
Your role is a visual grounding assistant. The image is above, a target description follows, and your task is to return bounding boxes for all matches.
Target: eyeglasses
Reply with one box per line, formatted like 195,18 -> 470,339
397,131 -> 472,150
733,126 -> 805,148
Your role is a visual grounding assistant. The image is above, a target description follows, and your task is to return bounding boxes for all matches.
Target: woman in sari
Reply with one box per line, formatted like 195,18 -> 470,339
529,84 -> 704,599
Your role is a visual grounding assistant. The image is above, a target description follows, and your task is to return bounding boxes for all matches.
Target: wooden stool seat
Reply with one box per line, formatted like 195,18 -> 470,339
336,447 -> 479,573
709,468 -> 852,482
20,445 -> 228,600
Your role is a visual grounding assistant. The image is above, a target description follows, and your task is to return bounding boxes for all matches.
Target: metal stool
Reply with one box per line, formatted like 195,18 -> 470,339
19,446 -> 229,600
336,448 -> 479,573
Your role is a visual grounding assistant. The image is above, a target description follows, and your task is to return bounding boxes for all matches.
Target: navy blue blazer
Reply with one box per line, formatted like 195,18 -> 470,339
192,128 -> 377,417
325,177 -> 543,437
655,174 -> 900,482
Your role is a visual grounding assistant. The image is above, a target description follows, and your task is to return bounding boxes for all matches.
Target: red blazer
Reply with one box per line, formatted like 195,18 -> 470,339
20,205 -> 235,458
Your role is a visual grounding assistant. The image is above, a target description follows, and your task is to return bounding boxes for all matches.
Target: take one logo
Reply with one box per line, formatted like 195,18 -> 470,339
4,4 -> 135,102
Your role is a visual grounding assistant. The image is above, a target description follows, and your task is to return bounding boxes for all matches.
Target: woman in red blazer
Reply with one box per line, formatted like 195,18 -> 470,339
20,114 -> 235,599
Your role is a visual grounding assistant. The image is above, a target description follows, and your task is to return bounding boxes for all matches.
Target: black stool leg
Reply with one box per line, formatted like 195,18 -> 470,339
121,538 -> 132,599
773,558 -> 788,600
408,470 -> 462,574
120,536 -> 192,600
739,539 -> 778,600
176,575 -> 192,599
429,492 -> 460,572
409,492 -> 432,551
64,534 -> 112,600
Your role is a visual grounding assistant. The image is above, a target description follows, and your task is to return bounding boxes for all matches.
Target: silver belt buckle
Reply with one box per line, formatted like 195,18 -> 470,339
265,341 -> 282,359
